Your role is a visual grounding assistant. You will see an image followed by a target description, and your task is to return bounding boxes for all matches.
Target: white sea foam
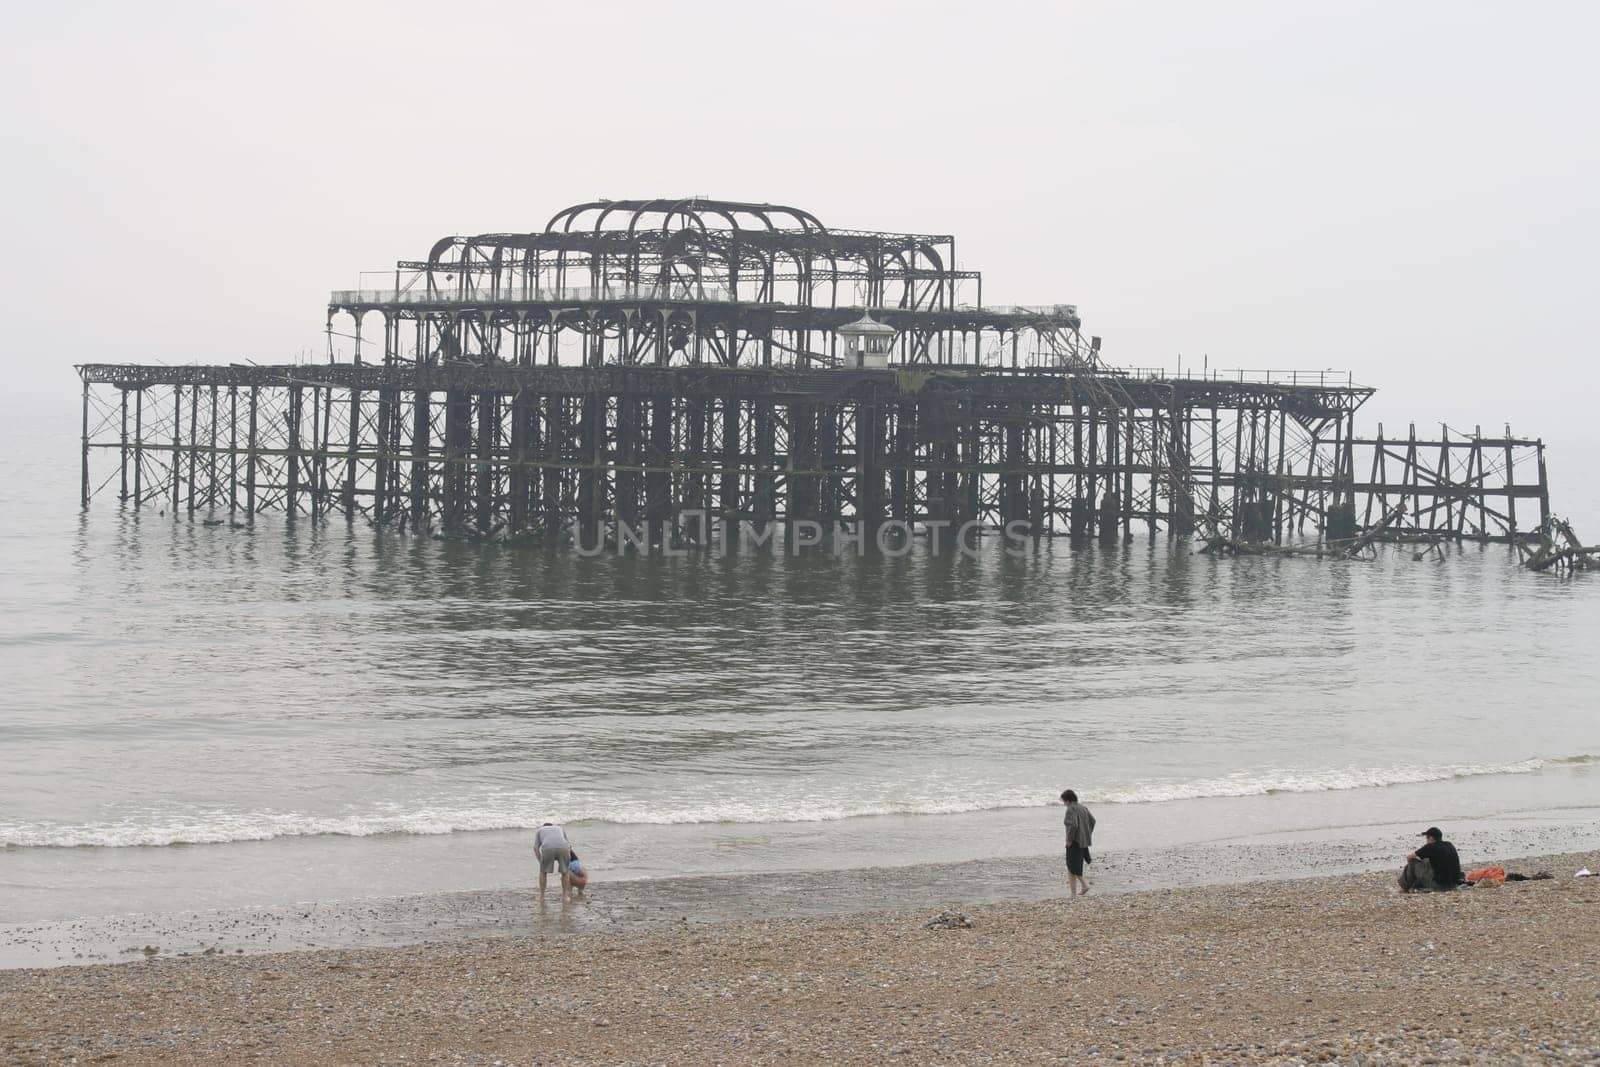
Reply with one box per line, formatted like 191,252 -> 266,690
2,754 -> 1592,849
1093,756 -> 1594,804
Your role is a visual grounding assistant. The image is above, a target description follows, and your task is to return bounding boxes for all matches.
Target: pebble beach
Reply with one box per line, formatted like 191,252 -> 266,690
3,849 -> 1597,1066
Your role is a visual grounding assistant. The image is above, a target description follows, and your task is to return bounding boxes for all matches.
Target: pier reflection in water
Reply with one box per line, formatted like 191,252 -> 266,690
2,503 -> 1593,860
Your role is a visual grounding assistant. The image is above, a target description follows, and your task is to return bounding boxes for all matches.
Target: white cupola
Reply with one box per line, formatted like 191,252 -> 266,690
836,312 -> 897,369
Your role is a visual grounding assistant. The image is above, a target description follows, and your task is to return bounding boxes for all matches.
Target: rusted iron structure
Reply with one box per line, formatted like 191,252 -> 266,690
76,198 -> 1551,548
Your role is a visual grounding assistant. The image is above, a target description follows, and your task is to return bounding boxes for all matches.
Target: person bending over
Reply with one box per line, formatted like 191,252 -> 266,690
534,821 -> 575,903
1400,826 -> 1462,893
1061,789 -> 1097,897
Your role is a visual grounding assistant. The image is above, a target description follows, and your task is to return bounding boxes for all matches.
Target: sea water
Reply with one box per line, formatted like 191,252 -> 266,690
2,402 -> 1597,928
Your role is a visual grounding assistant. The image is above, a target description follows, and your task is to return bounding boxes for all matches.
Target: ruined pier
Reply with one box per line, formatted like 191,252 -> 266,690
76,198 -> 1551,547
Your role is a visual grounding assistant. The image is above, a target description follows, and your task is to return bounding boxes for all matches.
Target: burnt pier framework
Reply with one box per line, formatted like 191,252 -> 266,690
76,362 -> 1548,547
73,198 -> 1551,547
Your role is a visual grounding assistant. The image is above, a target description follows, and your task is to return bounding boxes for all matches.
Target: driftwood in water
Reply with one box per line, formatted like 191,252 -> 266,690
1199,505 -> 1412,562
1528,544 -> 1600,572
1521,518 -> 1600,572
1198,534 -> 1343,560
1338,503 -> 1408,559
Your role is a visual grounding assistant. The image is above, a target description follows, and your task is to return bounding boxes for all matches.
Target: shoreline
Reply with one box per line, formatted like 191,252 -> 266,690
6,765 -> 1599,970
3,848 -> 1596,1065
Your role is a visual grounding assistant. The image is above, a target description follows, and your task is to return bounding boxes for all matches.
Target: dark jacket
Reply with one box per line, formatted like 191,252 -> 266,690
1063,803 -> 1096,848
1416,839 -> 1462,886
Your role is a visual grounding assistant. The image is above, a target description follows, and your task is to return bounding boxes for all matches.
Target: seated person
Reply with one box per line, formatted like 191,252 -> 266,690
1399,826 -> 1463,892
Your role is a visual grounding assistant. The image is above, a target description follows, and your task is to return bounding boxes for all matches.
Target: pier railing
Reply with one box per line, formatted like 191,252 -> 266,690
1122,367 -> 1358,388
330,289 -> 1085,325
330,283 -> 736,306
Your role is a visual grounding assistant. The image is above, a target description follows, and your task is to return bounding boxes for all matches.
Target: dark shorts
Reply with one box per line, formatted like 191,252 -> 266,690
1066,845 -> 1091,877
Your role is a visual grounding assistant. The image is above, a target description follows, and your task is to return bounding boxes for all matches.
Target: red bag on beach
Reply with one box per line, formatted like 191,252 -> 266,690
1465,865 -> 1505,885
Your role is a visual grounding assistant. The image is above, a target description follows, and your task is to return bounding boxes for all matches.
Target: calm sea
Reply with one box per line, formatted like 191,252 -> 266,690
2,400 -> 1598,918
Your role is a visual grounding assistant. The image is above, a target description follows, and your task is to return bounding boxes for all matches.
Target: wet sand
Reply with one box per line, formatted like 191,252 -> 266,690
8,781 -> 1599,971
3,849 -> 1597,1065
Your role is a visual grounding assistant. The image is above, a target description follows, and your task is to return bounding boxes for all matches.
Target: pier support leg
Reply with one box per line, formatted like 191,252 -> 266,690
171,385 -> 183,513
119,388 -> 129,504
286,385 -> 301,517
80,377 -> 90,507
245,387 -> 258,517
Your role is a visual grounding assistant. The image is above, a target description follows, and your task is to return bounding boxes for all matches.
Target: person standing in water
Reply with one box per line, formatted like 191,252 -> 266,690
1061,789 -> 1096,897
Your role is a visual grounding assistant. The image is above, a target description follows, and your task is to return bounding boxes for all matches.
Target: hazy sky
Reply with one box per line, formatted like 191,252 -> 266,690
3,1 -> 1595,445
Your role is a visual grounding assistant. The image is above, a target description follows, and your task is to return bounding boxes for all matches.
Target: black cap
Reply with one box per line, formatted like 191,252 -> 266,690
1419,827 -> 1442,839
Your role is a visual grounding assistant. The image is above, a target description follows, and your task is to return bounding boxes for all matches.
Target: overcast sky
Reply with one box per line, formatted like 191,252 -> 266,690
3,1 -> 1595,452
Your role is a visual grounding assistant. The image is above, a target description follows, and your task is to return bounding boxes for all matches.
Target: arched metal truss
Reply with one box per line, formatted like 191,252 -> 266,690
328,198 -> 1093,372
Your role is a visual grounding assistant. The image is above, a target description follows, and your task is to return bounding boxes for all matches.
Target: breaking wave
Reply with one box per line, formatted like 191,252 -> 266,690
1096,754 -> 1598,804
3,754 -> 1593,849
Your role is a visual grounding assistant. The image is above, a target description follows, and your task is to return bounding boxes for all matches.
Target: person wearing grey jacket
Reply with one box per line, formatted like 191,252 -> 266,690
1061,790 -> 1096,897
534,822 -> 575,903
